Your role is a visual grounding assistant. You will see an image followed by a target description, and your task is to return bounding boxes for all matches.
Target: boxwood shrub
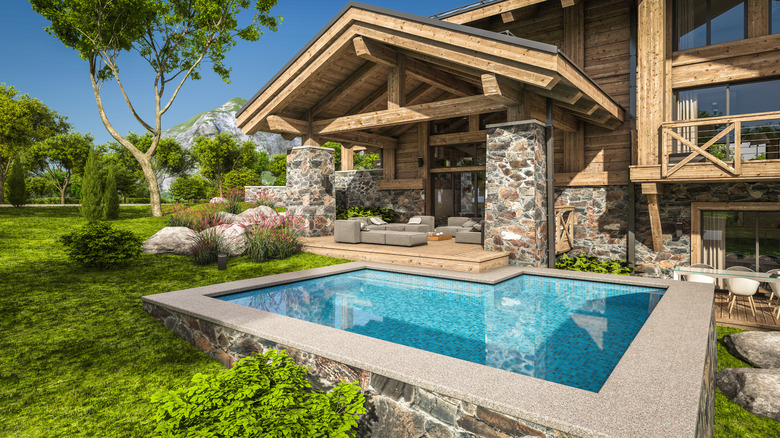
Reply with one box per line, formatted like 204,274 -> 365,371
151,350 -> 367,437
336,206 -> 395,223
60,221 -> 142,269
555,253 -> 633,276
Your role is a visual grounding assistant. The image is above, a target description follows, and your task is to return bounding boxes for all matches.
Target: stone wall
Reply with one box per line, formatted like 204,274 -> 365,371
695,308 -> 716,438
334,170 -> 425,222
484,121 -> 548,267
144,302 -> 576,438
245,146 -> 336,237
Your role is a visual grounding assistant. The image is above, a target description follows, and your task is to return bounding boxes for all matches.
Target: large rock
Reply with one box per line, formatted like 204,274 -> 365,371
716,368 -> 780,421
142,227 -> 197,255
204,223 -> 248,256
218,211 -> 239,224
237,205 -> 278,221
723,331 -> 780,368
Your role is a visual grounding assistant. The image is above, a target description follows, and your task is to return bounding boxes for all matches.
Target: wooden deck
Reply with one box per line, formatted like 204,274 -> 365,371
715,289 -> 780,331
301,237 -> 509,273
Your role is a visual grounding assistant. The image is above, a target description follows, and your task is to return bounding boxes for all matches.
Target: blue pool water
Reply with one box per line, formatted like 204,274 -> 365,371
218,270 -> 665,392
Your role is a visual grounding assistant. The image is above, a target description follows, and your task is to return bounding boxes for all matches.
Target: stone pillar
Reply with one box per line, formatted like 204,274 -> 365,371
484,121 -> 548,267
284,146 -> 336,237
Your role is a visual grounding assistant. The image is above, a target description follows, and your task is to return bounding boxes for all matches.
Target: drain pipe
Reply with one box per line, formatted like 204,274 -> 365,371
546,98 -> 556,269
625,0 -> 638,267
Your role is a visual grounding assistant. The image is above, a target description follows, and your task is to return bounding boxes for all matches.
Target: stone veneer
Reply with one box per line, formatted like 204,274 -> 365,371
245,146 -> 336,237
144,302 -> 563,438
484,121 -> 548,267
334,169 -> 424,222
695,308 -> 716,438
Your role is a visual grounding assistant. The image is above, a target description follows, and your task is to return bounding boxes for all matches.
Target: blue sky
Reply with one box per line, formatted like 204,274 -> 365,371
1,0 -> 461,145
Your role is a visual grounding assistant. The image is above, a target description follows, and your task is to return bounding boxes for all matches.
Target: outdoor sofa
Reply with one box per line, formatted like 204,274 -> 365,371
435,217 -> 484,245
333,216 -> 434,247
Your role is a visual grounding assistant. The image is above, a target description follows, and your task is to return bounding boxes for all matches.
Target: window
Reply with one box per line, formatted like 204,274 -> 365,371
674,0 -> 746,50
699,209 -> 780,273
673,78 -> 780,160
772,0 -> 780,34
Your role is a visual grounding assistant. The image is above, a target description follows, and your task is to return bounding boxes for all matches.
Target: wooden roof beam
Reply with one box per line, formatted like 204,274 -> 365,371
500,5 -> 539,24
353,36 -> 479,97
561,0 -> 583,8
442,0 -> 546,24
267,115 -> 399,149
313,94 -> 509,134
311,62 -> 385,118
481,73 -> 524,105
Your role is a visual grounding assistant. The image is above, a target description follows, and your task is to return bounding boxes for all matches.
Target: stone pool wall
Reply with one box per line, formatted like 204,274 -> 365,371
695,308 -> 716,438
144,302 -> 574,438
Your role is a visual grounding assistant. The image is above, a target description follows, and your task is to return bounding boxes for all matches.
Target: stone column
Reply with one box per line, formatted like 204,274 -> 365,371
284,146 -> 336,237
483,121 -> 548,267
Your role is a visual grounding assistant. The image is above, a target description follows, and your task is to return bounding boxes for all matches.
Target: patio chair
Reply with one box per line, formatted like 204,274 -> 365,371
683,263 -> 716,285
725,266 -> 760,317
766,269 -> 780,303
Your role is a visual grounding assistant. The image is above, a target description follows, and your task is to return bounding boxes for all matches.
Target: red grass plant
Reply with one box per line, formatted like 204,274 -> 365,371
164,203 -> 226,232
239,213 -> 306,262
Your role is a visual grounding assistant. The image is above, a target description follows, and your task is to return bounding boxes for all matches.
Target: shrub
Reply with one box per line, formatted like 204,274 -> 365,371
151,351 -> 366,438
336,206 -> 395,223
242,214 -> 305,262
223,167 -> 263,188
6,159 -> 27,207
60,221 -> 142,269
555,253 -> 633,276
80,147 -> 103,221
103,167 -> 120,219
188,227 -> 227,265
170,175 -> 208,201
248,187 -> 275,207
165,203 -> 225,232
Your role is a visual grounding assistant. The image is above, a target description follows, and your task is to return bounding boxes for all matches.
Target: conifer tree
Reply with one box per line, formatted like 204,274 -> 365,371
103,166 -> 119,220
6,159 -> 27,207
80,147 -> 103,221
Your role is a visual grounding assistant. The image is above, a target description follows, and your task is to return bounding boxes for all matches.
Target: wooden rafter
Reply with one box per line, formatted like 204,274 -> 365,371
561,0 -> 583,8
387,53 -> 406,109
311,62 -> 384,118
481,73 -> 523,106
266,115 -> 399,149
353,36 -> 478,97
500,6 -> 539,24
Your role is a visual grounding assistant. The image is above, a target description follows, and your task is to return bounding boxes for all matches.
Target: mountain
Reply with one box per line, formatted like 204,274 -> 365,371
162,97 -> 299,156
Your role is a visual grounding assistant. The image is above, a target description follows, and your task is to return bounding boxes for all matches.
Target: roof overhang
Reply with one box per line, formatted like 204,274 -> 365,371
237,1 -> 624,140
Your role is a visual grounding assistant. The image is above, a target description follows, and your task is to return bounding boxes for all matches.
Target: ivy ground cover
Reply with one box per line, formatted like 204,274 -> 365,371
0,206 -> 348,437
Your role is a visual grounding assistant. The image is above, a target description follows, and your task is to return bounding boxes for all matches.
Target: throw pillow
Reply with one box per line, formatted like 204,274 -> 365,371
360,222 -> 368,231
408,217 -> 422,224
369,217 -> 386,225
471,222 -> 483,232
462,220 -> 477,228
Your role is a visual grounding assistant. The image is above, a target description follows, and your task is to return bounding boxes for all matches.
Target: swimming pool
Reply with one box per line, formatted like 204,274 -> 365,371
219,270 -> 664,392
143,262 -> 715,438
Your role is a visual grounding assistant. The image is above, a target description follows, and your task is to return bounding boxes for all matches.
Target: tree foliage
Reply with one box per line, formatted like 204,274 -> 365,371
6,159 -> 27,207
80,147 -> 104,221
268,153 -> 287,186
103,166 -> 120,219
223,167 -> 263,188
30,132 -> 94,205
193,134 -> 256,195
0,84 -> 68,204
29,0 -> 280,216
169,175 -> 210,201
110,132 -> 194,187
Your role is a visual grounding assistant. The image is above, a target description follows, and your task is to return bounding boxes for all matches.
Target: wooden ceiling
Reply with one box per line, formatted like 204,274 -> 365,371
236,2 -> 623,147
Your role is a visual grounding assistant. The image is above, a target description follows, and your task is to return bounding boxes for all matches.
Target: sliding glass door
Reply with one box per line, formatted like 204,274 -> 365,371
431,171 -> 485,228
701,210 -> 780,272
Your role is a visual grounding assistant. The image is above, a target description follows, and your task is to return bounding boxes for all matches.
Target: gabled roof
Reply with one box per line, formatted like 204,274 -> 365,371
237,1 -> 623,138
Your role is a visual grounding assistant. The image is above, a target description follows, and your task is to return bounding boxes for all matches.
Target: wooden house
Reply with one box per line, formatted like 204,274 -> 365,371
238,0 -> 780,277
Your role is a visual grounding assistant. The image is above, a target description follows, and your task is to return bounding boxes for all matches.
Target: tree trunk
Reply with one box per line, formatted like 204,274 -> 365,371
138,155 -> 163,216
60,187 -> 66,205
0,174 -> 5,205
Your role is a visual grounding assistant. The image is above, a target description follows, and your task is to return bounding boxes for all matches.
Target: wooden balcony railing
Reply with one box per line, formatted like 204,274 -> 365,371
660,110 -> 780,178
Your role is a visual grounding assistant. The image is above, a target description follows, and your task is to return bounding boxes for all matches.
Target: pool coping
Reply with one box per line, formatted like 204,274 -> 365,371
142,262 -> 714,438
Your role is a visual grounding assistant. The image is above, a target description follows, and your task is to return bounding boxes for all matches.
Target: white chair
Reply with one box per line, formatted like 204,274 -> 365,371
725,266 -> 760,316
766,269 -> 780,303
684,263 -> 716,285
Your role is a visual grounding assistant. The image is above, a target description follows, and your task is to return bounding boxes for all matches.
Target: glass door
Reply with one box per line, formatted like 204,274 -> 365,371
701,210 -> 780,272
431,171 -> 485,227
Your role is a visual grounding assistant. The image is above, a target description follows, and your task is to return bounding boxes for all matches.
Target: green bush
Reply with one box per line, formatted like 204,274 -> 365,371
60,221 -> 142,269
103,167 -> 120,220
28,197 -> 79,204
151,351 -> 366,438
170,175 -> 208,201
6,159 -> 27,207
80,147 -> 103,221
125,197 -> 151,204
337,206 -> 395,223
555,253 -> 633,275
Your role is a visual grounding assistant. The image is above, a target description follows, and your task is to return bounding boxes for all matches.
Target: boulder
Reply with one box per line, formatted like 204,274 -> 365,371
218,211 -> 239,224
142,227 -> 197,255
204,223 -> 248,256
237,205 -> 278,221
209,197 -> 227,203
723,331 -> 780,368
716,368 -> 780,421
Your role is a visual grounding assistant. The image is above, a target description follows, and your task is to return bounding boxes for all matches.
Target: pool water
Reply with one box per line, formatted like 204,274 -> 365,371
219,270 -> 665,392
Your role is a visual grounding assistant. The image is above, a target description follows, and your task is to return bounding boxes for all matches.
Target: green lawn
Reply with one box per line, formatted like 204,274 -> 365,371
714,326 -> 780,438
0,206 -> 349,437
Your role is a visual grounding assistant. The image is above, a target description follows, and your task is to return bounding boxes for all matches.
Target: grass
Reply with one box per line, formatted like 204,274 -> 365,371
0,206 -> 349,437
715,326 -> 780,438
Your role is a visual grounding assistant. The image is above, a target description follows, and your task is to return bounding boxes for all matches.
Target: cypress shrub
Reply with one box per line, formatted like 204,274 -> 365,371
80,147 -> 103,221
103,167 -> 119,220
6,159 -> 27,207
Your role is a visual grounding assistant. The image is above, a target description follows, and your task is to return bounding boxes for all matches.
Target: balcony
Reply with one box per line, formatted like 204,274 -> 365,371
631,111 -> 780,183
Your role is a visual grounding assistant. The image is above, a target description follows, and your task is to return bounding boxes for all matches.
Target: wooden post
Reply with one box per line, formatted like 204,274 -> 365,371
747,0 -> 770,38
506,89 -> 530,122
642,183 -> 664,252
637,0 -> 668,166
733,121 -> 742,175
562,121 -> 584,173
303,110 -> 320,147
341,146 -> 354,171
388,54 -> 406,110
563,1 -> 584,67
383,148 -> 395,181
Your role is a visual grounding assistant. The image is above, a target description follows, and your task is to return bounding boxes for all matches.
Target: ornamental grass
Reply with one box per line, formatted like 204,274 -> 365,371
241,213 -> 305,262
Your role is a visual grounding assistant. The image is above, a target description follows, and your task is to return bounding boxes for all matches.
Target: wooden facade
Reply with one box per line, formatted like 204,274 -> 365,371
239,0 -> 780,263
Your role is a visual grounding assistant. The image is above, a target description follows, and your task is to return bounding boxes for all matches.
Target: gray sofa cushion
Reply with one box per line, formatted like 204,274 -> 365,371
435,226 -> 462,235
334,220 -> 361,243
385,232 -> 428,247
455,231 -> 483,245
361,231 -> 387,245
447,217 -> 471,227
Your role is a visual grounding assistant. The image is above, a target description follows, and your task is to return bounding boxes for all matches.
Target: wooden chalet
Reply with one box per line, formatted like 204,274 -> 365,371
239,0 -> 780,277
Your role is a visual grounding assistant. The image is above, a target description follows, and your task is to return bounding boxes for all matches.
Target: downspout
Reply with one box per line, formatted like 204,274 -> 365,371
546,98 -> 556,269
626,0 -> 638,268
